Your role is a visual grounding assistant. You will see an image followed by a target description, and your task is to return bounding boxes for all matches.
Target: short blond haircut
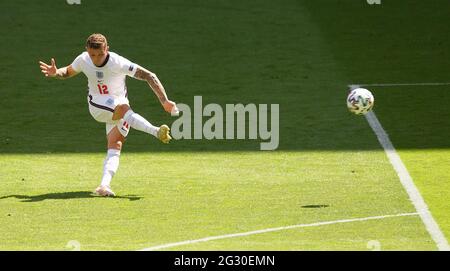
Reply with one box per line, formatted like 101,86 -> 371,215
86,33 -> 108,49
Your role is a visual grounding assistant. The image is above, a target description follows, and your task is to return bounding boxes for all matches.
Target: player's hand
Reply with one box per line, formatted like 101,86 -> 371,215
39,58 -> 57,77
163,100 -> 179,115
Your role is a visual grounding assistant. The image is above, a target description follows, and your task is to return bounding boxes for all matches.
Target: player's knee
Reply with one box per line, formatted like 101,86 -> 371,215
107,126 -> 126,150
112,104 -> 130,120
108,140 -> 123,150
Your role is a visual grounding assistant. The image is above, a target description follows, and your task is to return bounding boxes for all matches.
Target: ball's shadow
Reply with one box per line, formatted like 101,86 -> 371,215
301,204 -> 330,209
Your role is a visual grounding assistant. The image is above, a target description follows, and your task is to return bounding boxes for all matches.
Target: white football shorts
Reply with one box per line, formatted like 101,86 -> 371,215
87,94 -> 131,137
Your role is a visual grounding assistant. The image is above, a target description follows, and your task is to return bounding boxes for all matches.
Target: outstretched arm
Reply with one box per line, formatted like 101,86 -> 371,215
133,66 -> 177,114
39,58 -> 78,79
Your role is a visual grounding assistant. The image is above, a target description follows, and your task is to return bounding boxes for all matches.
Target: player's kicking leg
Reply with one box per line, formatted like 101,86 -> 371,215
114,104 -> 172,143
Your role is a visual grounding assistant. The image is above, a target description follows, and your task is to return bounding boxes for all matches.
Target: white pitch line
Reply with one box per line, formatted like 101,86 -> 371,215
350,82 -> 450,88
140,213 -> 419,251
349,84 -> 450,251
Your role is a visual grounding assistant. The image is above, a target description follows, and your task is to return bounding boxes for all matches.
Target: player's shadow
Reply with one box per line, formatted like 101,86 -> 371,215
0,191 -> 142,202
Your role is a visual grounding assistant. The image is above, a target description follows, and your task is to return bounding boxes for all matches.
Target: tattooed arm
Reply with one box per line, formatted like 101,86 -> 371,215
134,66 -> 177,113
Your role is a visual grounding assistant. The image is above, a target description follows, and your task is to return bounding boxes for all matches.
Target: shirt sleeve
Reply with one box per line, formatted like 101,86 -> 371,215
70,54 -> 83,73
116,55 -> 138,77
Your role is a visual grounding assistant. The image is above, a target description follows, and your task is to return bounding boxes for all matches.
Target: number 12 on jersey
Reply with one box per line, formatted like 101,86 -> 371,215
97,84 -> 109,94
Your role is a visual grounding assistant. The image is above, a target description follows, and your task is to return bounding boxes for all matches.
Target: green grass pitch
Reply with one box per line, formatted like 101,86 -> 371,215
0,0 -> 449,250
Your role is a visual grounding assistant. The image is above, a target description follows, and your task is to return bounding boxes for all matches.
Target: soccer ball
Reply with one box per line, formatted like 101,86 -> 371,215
347,88 -> 374,115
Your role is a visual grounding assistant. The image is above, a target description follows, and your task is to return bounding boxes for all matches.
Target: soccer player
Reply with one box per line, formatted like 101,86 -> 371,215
39,33 -> 177,197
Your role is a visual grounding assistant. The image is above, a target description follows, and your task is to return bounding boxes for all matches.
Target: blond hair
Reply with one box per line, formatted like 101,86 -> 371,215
86,33 -> 108,49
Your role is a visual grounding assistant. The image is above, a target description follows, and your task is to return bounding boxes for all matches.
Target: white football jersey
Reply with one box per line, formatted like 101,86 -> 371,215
71,51 -> 138,98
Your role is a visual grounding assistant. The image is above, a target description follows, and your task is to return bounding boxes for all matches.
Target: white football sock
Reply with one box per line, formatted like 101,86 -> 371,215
100,149 -> 121,187
123,109 -> 158,137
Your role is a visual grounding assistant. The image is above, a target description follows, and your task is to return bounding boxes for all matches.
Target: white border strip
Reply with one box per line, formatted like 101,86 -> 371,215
140,213 -> 419,251
350,84 -> 450,251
